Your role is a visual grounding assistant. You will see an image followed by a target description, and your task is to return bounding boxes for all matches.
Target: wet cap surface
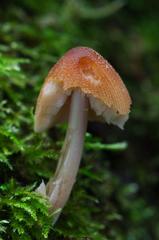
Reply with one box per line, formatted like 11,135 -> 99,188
34,47 -> 132,132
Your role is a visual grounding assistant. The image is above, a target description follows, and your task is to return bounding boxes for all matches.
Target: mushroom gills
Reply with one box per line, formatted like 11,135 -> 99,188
34,82 -> 71,132
35,83 -> 129,132
89,96 -> 129,129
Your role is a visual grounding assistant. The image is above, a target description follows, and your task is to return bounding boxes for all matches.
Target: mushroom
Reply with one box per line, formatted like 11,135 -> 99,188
34,46 -> 131,222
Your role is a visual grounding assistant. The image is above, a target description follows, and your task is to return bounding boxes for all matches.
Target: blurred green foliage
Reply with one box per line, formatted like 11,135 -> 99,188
0,0 -> 159,239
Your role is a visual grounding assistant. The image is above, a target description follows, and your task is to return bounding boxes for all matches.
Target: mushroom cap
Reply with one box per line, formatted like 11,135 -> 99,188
34,47 -> 131,132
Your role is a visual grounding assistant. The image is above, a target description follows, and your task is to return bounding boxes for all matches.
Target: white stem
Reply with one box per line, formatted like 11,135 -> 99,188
46,90 -> 88,220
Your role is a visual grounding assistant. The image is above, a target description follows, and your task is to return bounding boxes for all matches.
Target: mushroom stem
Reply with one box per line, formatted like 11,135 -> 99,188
46,90 -> 88,220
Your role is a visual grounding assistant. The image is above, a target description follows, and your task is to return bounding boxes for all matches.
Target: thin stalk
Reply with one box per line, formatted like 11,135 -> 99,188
46,90 -> 88,219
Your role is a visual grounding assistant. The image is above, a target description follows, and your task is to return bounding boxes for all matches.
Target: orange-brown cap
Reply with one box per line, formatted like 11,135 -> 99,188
34,47 -> 131,132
